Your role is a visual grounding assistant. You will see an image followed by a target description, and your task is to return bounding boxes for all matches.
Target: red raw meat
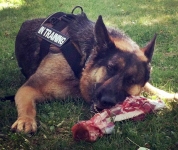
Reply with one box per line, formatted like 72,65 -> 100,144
72,96 -> 165,142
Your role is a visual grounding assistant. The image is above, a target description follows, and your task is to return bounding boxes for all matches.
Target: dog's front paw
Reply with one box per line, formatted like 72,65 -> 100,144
11,116 -> 37,133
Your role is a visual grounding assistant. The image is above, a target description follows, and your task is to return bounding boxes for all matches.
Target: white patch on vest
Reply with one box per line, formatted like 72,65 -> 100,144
37,25 -> 67,46
38,26 -> 46,34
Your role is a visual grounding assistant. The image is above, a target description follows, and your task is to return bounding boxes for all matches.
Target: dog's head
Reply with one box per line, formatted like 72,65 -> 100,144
80,16 -> 156,110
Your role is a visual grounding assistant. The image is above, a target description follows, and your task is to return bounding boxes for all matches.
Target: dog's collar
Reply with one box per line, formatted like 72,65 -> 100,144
36,6 -> 84,78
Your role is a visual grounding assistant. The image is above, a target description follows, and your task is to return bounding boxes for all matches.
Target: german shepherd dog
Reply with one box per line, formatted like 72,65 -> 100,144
11,8 -> 178,133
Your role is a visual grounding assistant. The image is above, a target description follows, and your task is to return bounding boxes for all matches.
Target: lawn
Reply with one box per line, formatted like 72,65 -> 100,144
0,0 -> 178,149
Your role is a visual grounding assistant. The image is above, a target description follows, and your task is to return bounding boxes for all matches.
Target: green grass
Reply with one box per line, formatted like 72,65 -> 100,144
0,0 -> 178,149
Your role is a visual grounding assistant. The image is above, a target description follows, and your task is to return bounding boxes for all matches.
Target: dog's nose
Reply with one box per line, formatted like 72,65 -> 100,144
100,95 -> 116,108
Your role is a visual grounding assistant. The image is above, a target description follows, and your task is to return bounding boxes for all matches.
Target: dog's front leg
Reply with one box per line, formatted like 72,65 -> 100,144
11,85 -> 42,133
144,82 -> 178,100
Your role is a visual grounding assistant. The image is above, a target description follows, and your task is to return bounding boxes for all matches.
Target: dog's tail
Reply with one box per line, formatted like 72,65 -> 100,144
0,95 -> 15,102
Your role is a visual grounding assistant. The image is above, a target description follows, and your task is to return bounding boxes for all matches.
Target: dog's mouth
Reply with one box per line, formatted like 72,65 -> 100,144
90,96 -> 128,113
90,102 -> 114,113
90,103 -> 102,113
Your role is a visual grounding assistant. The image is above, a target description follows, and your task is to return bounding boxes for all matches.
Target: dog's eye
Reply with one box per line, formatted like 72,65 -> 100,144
125,77 -> 135,85
106,64 -> 116,75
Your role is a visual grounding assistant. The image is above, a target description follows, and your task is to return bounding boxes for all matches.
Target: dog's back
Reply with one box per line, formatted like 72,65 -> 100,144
15,14 -> 139,79
15,19 -> 45,78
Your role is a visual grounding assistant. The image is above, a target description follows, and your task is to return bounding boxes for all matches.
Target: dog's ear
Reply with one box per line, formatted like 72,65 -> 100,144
141,34 -> 157,62
94,15 -> 114,49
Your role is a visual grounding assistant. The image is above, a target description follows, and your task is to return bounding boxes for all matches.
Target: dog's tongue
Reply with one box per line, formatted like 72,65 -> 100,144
72,96 -> 165,142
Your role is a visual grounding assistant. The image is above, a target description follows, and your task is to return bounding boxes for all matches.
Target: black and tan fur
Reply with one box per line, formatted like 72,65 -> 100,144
12,12 -> 177,133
